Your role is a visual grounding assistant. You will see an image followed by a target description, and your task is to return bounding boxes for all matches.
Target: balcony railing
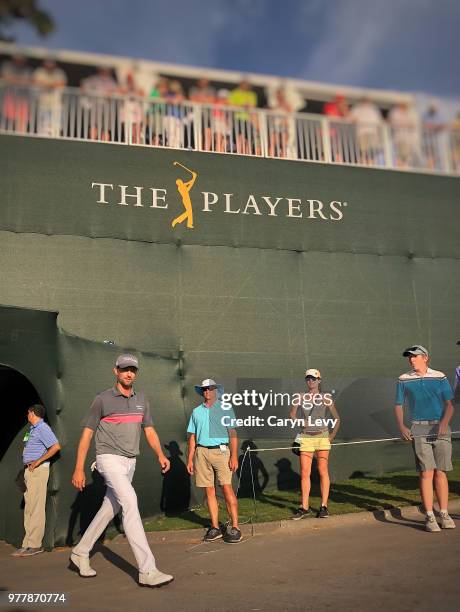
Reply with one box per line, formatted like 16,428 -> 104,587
1,82 -> 459,175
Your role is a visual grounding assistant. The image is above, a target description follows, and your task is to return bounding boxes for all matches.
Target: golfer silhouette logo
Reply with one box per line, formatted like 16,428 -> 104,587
171,161 -> 197,229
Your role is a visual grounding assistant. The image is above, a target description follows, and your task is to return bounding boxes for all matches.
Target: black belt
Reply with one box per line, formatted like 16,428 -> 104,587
197,444 -> 228,449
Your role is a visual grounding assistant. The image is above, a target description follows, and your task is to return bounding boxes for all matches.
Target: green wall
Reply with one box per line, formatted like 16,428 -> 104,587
0,135 -> 459,547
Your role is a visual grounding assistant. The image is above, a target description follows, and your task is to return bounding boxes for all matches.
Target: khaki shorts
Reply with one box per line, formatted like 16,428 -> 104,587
411,424 -> 452,472
194,446 -> 233,488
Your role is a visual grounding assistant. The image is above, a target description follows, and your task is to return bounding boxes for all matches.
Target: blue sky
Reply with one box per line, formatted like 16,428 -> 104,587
6,0 -> 460,97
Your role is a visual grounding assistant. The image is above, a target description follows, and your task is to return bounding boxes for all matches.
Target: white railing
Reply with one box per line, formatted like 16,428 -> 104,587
1,82 -> 458,175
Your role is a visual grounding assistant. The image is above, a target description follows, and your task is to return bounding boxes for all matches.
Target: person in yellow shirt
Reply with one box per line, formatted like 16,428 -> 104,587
228,81 -> 258,154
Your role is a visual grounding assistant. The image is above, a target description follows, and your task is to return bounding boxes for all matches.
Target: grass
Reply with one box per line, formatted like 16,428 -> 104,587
103,462 -> 460,537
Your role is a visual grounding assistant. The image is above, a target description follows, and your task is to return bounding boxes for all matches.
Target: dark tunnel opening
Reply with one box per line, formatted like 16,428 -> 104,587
0,365 -> 41,462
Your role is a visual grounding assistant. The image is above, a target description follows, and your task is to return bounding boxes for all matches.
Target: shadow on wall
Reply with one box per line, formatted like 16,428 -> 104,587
237,439 -> 270,497
66,469 -> 122,546
160,440 -> 191,516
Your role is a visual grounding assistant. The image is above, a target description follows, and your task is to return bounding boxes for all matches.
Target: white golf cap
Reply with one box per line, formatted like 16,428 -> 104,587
194,378 -> 223,396
305,368 -> 321,379
402,345 -> 429,357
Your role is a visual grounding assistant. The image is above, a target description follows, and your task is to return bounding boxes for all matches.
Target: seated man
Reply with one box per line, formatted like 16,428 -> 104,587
187,378 -> 242,543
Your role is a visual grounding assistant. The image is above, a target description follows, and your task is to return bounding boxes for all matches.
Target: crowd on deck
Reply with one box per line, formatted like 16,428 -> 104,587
1,54 -> 459,170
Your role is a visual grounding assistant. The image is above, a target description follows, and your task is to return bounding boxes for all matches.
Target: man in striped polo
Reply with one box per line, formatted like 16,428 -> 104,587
70,354 -> 173,587
394,345 -> 456,532
12,404 -> 61,557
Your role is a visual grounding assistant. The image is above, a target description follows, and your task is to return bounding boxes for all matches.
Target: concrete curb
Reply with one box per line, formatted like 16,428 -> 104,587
134,499 -> 460,545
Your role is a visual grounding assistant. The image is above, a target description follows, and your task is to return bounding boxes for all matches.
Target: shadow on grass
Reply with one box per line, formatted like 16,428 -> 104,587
329,481 -> 416,510
164,510 -> 209,528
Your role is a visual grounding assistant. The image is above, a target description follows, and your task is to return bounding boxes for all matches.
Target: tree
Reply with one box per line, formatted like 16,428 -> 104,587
0,0 -> 54,42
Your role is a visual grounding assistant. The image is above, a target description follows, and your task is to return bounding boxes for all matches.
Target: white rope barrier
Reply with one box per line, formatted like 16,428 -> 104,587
242,431 -> 460,453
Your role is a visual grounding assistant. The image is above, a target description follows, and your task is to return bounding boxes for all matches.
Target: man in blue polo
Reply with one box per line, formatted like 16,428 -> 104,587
12,404 -> 61,557
186,378 -> 242,543
394,345 -> 456,532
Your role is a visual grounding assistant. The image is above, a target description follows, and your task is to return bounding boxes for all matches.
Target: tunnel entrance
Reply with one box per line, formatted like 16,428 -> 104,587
0,365 -> 41,462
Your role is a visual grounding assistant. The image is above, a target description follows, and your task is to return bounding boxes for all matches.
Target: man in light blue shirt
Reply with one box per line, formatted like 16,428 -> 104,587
187,378 -> 242,544
394,345 -> 455,532
13,404 -> 61,557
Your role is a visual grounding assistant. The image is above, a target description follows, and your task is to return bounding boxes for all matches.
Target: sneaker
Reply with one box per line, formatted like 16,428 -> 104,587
11,547 -> 28,557
139,568 -> 173,588
69,553 -> 97,577
223,526 -> 242,544
203,527 -> 223,542
20,547 -> 44,556
425,514 -> 441,532
317,505 -> 330,518
439,512 -> 456,529
292,507 -> 311,520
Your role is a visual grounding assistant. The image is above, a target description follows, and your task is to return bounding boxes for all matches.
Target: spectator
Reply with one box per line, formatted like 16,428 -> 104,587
451,112 -> 460,172
423,104 -> 445,131
120,72 -> 144,144
348,97 -> 383,164
395,345 -> 456,532
186,379 -> 242,543
1,53 -> 32,84
189,77 -> 215,104
149,76 -> 168,100
148,77 -> 169,146
33,59 -> 67,136
190,78 -> 216,151
228,80 -> 258,154
268,86 -> 293,158
422,104 -> 446,170
323,94 -> 349,162
164,80 -> 185,149
12,404 -> 61,557
387,101 -> 421,168
1,54 -> 32,132
212,89 -> 230,153
323,94 -> 348,118
80,67 -> 118,141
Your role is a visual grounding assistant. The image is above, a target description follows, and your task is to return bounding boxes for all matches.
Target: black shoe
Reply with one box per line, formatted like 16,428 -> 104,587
204,527 -> 223,542
317,505 -> 329,518
223,526 -> 242,543
292,507 -> 311,520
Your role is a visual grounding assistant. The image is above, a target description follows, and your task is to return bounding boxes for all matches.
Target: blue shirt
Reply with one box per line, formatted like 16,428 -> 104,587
23,419 -> 59,464
454,365 -> 460,402
187,401 -> 237,446
395,368 -> 453,421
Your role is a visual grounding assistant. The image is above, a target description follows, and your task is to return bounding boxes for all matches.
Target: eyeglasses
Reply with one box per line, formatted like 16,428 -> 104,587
305,376 -> 319,381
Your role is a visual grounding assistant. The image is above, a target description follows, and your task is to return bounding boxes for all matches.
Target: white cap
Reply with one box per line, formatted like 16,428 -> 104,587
194,378 -> 223,396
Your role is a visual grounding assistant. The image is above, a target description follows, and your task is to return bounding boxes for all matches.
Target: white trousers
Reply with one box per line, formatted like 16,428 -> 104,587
72,454 -> 156,574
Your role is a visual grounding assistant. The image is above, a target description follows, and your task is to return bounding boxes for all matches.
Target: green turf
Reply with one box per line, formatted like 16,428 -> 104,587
106,462 -> 460,537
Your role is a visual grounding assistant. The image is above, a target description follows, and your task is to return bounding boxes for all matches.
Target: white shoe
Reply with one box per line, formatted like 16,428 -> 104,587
70,553 -> 97,577
425,515 -> 441,532
439,513 -> 456,529
139,568 -> 174,587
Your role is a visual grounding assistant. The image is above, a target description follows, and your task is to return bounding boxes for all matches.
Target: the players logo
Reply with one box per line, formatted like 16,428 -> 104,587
171,161 -> 198,229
